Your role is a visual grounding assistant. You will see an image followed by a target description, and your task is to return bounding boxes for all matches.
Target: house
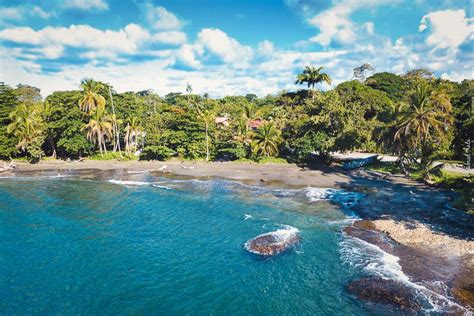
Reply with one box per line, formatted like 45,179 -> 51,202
249,118 -> 264,130
215,116 -> 231,128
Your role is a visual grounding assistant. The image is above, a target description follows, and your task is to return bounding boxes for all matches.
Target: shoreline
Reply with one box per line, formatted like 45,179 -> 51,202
1,159 -> 427,189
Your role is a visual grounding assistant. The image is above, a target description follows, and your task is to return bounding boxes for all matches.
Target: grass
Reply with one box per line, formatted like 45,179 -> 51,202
366,161 -> 403,174
88,152 -> 138,161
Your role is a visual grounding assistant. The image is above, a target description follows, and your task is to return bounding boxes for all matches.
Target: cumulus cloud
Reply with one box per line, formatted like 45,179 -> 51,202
0,23 -> 186,61
144,3 -> 184,30
419,9 -> 473,49
308,0 -> 399,46
62,0 -> 109,11
0,5 -> 53,25
257,40 -> 275,57
196,28 -> 253,66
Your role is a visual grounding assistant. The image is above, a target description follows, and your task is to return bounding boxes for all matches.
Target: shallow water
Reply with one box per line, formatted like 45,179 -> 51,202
0,175 -> 469,314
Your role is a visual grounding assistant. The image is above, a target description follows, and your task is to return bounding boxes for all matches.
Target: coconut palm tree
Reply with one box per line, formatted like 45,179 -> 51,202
84,107 -> 113,155
251,122 -> 282,157
79,79 -> 106,114
295,66 -> 332,90
124,117 -> 143,154
392,81 -> 453,179
7,104 -> 41,151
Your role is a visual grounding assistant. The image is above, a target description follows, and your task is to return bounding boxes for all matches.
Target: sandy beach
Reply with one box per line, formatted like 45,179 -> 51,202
2,159 -> 354,188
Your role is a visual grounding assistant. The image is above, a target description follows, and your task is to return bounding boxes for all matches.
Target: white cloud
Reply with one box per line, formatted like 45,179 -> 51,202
31,6 -> 53,19
153,31 -> 187,46
0,5 -> 53,25
62,0 -> 109,11
0,7 -> 22,22
308,0 -> 398,46
0,23 -> 183,60
257,40 -> 275,57
195,28 -> 253,67
419,9 -> 473,49
144,3 -> 184,30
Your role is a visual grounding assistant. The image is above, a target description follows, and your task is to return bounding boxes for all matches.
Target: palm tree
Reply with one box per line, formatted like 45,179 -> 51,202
295,66 -> 332,89
192,100 -> 215,161
7,103 -> 45,160
392,81 -> 453,179
79,79 -> 106,114
124,117 -> 143,154
251,122 -> 282,157
84,106 -> 113,155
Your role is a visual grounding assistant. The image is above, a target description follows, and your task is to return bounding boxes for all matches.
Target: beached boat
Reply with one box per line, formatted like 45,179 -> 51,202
343,154 -> 379,170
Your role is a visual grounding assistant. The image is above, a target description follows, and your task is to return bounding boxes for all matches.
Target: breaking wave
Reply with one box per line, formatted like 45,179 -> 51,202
340,235 -> 468,314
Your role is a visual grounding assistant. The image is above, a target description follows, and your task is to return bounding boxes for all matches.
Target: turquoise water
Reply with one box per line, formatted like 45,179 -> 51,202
0,176 -> 455,314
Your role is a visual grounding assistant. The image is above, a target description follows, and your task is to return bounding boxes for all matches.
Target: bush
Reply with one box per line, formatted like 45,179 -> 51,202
89,151 -> 138,161
140,146 -> 175,161
257,157 -> 288,164
215,143 -> 247,161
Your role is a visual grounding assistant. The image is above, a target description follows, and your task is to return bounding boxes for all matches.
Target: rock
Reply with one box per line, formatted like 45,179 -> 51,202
353,220 -> 376,231
452,285 -> 474,308
245,227 -> 300,256
346,277 -> 421,311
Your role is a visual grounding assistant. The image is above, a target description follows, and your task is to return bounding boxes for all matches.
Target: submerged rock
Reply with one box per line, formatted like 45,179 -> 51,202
346,277 -> 421,311
245,226 -> 300,256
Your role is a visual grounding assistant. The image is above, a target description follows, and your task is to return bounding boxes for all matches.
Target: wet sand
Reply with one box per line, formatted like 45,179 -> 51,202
2,160 -> 353,188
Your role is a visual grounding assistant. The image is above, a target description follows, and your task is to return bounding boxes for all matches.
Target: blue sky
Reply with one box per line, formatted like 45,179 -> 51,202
0,0 -> 472,97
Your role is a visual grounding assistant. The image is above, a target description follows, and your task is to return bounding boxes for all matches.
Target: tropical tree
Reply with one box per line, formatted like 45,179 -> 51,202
192,99 -> 215,161
295,66 -> 332,90
124,117 -> 143,154
386,81 -> 453,179
7,103 -> 45,161
84,106 -> 113,155
251,122 -> 282,158
78,79 -> 106,113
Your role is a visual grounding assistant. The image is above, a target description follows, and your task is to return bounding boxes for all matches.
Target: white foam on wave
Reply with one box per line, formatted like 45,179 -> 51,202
151,184 -> 173,190
306,187 -> 361,208
340,235 -> 468,314
243,214 -> 253,221
244,225 -> 300,255
107,180 -> 151,186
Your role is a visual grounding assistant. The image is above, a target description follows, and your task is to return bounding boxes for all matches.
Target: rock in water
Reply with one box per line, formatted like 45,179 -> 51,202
245,226 -> 300,256
346,277 -> 421,311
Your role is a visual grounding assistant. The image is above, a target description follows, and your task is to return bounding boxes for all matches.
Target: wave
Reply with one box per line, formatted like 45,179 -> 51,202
305,187 -> 362,208
243,214 -> 253,221
340,235 -> 468,314
107,180 -> 152,186
244,225 -> 300,256
151,184 -> 173,190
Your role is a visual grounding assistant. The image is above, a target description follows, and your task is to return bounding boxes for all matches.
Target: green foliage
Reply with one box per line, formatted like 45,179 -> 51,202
89,151 -> 138,161
256,157 -> 288,164
295,66 -> 332,89
0,83 -> 19,159
366,72 -> 408,101
140,145 -> 175,161
45,91 -> 90,158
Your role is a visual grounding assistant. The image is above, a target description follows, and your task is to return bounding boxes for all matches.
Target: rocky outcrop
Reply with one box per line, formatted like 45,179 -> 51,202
245,227 -> 300,256
346,277 -> 421,311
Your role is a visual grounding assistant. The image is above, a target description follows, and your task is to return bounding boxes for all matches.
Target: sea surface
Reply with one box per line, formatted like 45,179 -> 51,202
0,174 -> 470,315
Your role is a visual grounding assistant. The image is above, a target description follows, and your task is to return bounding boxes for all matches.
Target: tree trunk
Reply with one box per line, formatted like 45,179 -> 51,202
98,134 -> 103,156
205,121 -> 210,161
109,87 -> 122,156
49,136 -> 57,159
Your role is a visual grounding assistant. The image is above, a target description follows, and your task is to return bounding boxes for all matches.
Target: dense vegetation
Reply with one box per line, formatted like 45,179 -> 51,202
0,66 -> 472,181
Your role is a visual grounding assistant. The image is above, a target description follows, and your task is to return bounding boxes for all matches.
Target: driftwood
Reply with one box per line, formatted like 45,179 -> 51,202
0,161 -> 16,172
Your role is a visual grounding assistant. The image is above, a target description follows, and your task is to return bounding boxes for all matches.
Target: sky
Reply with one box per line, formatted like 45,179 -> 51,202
0,0 -> 472,97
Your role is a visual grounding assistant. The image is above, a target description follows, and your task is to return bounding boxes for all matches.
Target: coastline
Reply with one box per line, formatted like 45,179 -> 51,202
2,159 -> 473,310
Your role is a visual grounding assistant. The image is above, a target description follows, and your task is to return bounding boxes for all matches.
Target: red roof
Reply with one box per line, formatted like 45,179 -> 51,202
249,118 -> 264,129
